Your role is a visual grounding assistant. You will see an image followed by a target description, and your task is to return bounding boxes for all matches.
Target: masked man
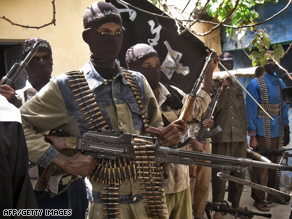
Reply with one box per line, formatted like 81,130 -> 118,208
20,2 -> 179,219
125,43 -> 217,219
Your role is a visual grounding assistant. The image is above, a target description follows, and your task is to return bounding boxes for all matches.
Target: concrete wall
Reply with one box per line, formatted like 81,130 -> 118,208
0,0 -> 101,77
193,21 -> 222,62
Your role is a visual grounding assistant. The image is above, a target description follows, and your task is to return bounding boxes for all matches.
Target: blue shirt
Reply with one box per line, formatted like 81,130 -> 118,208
246,72 -> 289,138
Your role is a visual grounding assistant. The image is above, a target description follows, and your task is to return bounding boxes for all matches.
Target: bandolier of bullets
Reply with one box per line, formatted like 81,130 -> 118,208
100,184 -> 121,218
132,137 -> 168,219
67,70 -> 122,218
257,78 -> 271,149
257,78 -> 283,193
66,70 -> 109,131
275,83 -> 283,191
122,69 -> 168,218
122,69 -> 149,130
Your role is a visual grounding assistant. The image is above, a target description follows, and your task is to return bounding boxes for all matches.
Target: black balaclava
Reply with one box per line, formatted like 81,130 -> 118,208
21,38 -> 52,90
264,51 -> 276,76
219,52 -> 234,71
82,1 -> 123,77
125,43 -> 161,90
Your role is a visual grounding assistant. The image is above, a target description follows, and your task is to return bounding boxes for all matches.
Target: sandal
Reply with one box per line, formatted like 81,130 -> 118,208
267,195 -> 290,205
253,201 -> 270,212
213,212 -> 224,219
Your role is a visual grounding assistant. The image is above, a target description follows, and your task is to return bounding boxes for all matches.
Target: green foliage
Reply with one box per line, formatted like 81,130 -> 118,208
149,0 -> 158,6
248,29 -> 284,66
203,0 -> 283,65
149,0 -> 284,65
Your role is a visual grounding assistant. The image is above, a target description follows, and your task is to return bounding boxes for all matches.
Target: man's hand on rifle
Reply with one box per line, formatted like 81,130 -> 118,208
221,78 -> 233,91
170,119 -> 188,134
249,136 -> 259,151
190,138 -> 205,153
159,123 -> 181,147
203,117 -> 214,128
201,49 -> 219,94
52,152 -> 97,176
0,84 -> 16,104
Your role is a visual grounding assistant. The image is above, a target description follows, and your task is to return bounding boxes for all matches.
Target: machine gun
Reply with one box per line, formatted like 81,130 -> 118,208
0,41 -> 40,88
205,201 -> 272,219
44,131 -> 292,171
36,131 -> 292,192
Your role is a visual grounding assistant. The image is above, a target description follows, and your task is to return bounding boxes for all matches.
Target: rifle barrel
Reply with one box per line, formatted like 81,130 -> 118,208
168,148 -> 292,171
218,172 -> 292,200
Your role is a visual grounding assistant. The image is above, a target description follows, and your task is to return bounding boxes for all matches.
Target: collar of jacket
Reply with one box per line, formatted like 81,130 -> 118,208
158,82 -> 170,107
81,60 -> 130,91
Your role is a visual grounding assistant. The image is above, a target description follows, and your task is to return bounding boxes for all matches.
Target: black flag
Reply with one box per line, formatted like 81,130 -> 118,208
107,0 -> 207,93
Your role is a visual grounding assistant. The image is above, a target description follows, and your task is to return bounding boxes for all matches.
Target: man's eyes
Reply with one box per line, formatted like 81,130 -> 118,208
99,30 -> 122,35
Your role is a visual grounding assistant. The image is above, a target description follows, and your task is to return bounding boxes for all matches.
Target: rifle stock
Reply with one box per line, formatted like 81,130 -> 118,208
35,164 -> 57,192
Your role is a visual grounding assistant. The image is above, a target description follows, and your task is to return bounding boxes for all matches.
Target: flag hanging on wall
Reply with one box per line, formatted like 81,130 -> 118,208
107,0 -> 208,93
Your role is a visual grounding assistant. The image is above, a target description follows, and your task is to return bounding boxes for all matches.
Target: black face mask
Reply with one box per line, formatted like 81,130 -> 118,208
135,66 -> 161,90
26,57 -> 52,90
219,61 -> 233,71
83,28 -> 123,70
264,63 -> 276,75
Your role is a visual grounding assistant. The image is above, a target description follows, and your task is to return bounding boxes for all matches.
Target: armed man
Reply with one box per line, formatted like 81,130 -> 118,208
20,2 -> 180,219
246,52 -> 290,211
125,43 -> 217,219
210,52 -> 248,219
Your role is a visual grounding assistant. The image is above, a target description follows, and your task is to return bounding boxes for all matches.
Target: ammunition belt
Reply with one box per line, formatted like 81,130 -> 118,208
68,70 -> 120,218
257,78 -> 271,149
276,82 -> 283,190
258,103 -> 280,116
90,158 -> 136,186
257,78 -> 283,191
133,136 -> 168,219
66,70 -> 109,131
122,68 -> 150,130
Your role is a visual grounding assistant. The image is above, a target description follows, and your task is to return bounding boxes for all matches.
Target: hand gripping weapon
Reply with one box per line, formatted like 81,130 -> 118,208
179,50 -> 216,121
0,41 -> 41,88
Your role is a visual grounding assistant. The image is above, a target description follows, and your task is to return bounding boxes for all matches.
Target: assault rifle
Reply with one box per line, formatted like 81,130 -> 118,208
196,84 -> 222,143
179,50 -> 216,121
205,201 -> 272,219
0,41 -> 40,88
